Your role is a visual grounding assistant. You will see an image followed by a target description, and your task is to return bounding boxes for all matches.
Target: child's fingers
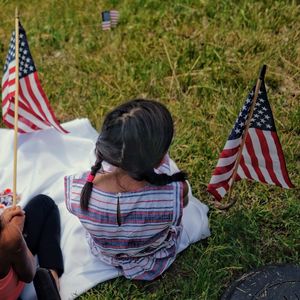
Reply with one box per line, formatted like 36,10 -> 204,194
1,206 -> 25,224
9,206 -> 25,214
11,214 -> 26,231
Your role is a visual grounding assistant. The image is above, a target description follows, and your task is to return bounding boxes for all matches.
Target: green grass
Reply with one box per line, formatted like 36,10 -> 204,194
1,0 -> 300,299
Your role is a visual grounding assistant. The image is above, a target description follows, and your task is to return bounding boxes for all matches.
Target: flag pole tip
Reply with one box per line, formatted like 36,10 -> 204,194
259,65 -> 267,80
15,7 -> 19,18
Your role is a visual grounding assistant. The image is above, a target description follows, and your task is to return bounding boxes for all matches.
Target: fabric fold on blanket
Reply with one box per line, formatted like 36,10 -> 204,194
0,118 -> 210,300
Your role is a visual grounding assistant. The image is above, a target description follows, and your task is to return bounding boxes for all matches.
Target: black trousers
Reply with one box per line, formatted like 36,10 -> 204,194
23,194 -> 64,277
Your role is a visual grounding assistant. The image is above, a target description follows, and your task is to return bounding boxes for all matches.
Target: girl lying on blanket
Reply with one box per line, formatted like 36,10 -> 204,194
0,195 -> 63,300
65,99 -> 190,280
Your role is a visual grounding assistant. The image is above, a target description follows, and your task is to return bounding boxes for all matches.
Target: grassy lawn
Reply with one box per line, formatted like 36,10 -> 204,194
1,0 -> 299,299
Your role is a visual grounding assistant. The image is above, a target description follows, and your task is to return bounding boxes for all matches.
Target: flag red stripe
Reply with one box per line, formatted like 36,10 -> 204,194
212,162 -> 235,175
207,188 -> 222,201
219,146 -> 240,158
235,174 -> 241,181
2,77 -> 10,90
9,66 -> 16,74
271,132 -> 294,188
245,133 -> 267,183
255,129 -> 281,186
239,155 -> 253,180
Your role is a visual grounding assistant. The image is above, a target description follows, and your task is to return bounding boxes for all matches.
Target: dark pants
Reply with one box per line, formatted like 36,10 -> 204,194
23,194 -> 64,277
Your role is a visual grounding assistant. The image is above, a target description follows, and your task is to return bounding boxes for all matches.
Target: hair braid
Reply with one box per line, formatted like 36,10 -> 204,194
80,160 -> 102,210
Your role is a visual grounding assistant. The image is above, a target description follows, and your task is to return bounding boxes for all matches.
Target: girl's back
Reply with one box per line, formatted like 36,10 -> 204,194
65,156 -> 184,280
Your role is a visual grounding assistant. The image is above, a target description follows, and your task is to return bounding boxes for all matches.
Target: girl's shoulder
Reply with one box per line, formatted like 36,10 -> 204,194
64,171 -> 88,211
64,171 -> 88,190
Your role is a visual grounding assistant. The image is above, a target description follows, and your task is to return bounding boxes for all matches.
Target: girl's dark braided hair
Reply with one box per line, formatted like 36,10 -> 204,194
80,99 -> 187,210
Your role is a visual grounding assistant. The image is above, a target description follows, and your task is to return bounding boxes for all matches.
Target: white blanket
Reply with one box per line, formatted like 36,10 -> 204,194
0,119 -> 210,300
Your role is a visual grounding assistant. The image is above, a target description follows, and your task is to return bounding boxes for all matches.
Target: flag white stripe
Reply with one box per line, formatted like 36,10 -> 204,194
216,153 -> 238,167
237,165 -> 246,179
248,129 -> 273,184
8,60 -> 16,70
216,187 -> 227,198
210,167 -> 234,184
263,131 -> 289,188
242,145 -> 260,181
223,137 -> 241,150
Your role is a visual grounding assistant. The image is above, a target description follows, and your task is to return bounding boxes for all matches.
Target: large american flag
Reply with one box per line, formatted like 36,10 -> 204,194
207,80 -> 294,201
1,23 -> 68,133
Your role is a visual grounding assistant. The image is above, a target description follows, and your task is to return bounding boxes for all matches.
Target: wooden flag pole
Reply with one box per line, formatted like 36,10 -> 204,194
12,8 -> 20,206
215,65 -> 267,210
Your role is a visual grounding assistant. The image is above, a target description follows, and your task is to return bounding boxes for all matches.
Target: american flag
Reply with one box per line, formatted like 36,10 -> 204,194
101,10 -> 119,30
207,79 -> 294,201
1,23 -> 68,133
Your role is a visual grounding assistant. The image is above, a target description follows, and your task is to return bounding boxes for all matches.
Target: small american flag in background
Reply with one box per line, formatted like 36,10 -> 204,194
207,80 -> 294,201
1,23 -> 68,133
101,10 -> 119,30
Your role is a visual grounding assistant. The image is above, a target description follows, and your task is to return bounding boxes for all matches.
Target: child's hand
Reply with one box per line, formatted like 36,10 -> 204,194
0,207 -> 26,252
1,206 -> 25,229
0,206 -> 25,230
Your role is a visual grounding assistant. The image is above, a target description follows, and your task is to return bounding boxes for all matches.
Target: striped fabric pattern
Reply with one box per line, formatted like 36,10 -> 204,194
65,157 -> 184,280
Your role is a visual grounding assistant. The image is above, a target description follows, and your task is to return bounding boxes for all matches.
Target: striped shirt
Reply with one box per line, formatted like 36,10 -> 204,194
64,157 -> 184,280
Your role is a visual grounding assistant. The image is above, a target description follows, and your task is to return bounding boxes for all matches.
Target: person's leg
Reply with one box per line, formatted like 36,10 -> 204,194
23,194 -> 64,276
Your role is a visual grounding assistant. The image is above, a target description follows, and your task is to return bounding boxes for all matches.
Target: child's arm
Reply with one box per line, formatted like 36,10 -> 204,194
0,207 -> 35,283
